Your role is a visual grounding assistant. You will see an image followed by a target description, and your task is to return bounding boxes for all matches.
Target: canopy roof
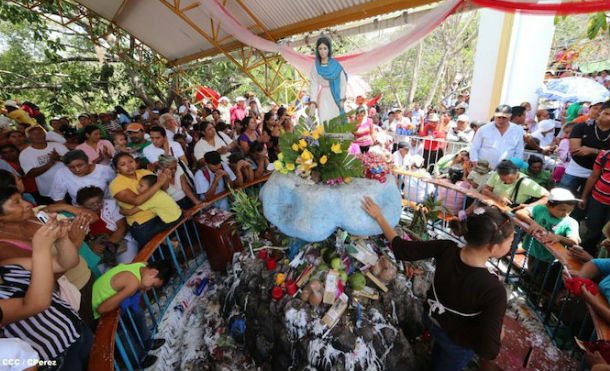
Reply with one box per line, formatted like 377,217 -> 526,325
76,0 -> 436,66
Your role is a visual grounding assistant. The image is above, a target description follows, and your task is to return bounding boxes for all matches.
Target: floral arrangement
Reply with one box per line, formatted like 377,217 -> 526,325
354,152 -> 392,183
273,115 -> 365,183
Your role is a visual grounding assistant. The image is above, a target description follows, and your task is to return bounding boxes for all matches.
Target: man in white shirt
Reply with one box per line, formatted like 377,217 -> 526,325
411,103 -> 425,127
143,126 -> 188,170
382,110 -> 395,132
392,109 -> 412,134
392,142 -> 410,170
45,118 -> 66,144
159,113 -> 193,143
19,126 -> 68,199
178,98 -> 191,117
470,104 -> 525,169
446,114 -> 474,143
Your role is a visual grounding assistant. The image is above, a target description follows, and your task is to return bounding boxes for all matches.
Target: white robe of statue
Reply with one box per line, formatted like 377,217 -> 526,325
309,65 -> 347,125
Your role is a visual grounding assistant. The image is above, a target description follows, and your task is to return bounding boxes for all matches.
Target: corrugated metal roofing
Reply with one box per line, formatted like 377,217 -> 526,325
75,0 -> 435,64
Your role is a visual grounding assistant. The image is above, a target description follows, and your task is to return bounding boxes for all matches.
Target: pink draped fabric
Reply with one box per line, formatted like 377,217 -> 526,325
199,0 -> 610,75
200,0 -> 464,75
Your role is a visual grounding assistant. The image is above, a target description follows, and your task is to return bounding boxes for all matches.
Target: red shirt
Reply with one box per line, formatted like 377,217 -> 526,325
7,161 -> 37,194
419,124 -> 446,151
593,150 -> 610,205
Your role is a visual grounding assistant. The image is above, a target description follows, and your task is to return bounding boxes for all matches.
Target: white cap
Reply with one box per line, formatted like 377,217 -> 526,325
591,99 -> 608,107
236,97 -> 246,102
409,155 -> 424,168
457,114 -> 469,122
456,102 -> 467,110
538,119 -> 556,132
548,187 -> 580,203
219,96 -> 230,103
428,113 -> 440,122
3,100 -> 19,108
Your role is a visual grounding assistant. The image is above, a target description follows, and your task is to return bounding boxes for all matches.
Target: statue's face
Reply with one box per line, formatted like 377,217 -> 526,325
317,43 -> 329,60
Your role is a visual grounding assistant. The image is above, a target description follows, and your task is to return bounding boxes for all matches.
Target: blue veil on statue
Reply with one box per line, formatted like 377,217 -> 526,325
312,37 -> 347,124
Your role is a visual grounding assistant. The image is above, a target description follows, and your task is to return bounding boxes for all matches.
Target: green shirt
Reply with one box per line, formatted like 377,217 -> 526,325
566,102 -> 582,123
128,140 -> 151,167
521,169 -> 553,189
92,262 -> 146,319
523,205 -> 580,263
486,172 -> 547,205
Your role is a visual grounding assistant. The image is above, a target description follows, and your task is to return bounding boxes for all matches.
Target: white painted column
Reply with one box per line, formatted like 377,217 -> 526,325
469,9 -> 555,121
469,9 -> 510,122
501,13 -> 555,111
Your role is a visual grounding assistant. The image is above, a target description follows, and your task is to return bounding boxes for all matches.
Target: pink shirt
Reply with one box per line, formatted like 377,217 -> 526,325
76,140 -> 115,165
436,180 -> 471,216
354,118 -> 373,147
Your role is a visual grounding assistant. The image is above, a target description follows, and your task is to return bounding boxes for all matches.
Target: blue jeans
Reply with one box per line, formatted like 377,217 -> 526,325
559,173 -> 587,220
423,313 -> 475,371
119,306 -> 151,362
583,196 -> 610,256
129,216 -> 179,249
558,173 -> 587,196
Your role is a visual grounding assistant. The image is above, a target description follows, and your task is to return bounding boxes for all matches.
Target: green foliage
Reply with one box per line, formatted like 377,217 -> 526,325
587,12 -> 609,40
229,187 -> 269,235
276,114 -> 364,182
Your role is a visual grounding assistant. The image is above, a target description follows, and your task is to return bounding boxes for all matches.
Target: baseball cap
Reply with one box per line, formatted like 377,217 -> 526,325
473,160 -> 491,174
456,102 -> 467,110
409,155 -> 424,168
397,141 -> 409,149
428,113 -> 440,122
236,97 -> 246,102
548,188 -> 581,203
125,123 -> 144,132
457,114 -> 469,122
494,104 -> 512,118
591,99 -> 608,107
3,100 -> 19,109
25,125 -> 44,136
538,119 -> 556,132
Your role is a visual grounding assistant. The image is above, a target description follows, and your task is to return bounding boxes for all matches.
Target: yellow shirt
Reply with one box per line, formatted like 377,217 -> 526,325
139,190 -> 182,224
109,169 -> 156,226
7,109 -> 40,128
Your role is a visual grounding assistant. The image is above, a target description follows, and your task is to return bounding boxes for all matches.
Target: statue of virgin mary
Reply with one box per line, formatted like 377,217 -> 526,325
309,37 -> 347,125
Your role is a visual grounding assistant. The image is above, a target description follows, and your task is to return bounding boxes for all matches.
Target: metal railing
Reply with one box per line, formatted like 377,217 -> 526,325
88,175 -> 270,371
393,168 -> 610,354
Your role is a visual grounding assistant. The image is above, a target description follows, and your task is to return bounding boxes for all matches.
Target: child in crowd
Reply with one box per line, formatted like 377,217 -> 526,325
195,151 -> 243,210
466,160 -> 492,192
92,261 -> 173,367
552,122 -> 575,183
248,141 -> 271,179
113,131 -> 139,155
228,152 -> 254,184
120,174 -> 182,226
516,188 -> 580,279
362,197 -> 513,370
436,166 -> 471,215
402,155 -> 436,204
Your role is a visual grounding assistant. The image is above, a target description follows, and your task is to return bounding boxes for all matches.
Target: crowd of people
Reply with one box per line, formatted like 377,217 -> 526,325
0,69 -> 609,370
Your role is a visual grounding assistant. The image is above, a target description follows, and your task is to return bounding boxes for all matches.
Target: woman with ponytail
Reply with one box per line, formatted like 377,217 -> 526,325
362,197 -> 515,370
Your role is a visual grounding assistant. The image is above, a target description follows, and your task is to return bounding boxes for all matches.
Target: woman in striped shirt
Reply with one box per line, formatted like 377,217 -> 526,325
353,106 -> 375,153
0,202 -> 92,370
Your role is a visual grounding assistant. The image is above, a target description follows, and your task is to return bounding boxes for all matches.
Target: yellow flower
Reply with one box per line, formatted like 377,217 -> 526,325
300,149 -> 313,161
291,143 -> 299,151
278,152 -> 284,161
319,155 -> 327,165
295,156 -> 317,178
286,163 -> 295,171
331,143 -> 342,154
302,130 -> 311,137
299,139 -> 307,149
312,131 -> 320,140
315,125 -> 324,135
344,177 -> 352,183
273,160 -> 288,174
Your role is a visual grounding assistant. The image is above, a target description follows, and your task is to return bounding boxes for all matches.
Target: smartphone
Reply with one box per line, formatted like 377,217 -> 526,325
36,210 -> 50,224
